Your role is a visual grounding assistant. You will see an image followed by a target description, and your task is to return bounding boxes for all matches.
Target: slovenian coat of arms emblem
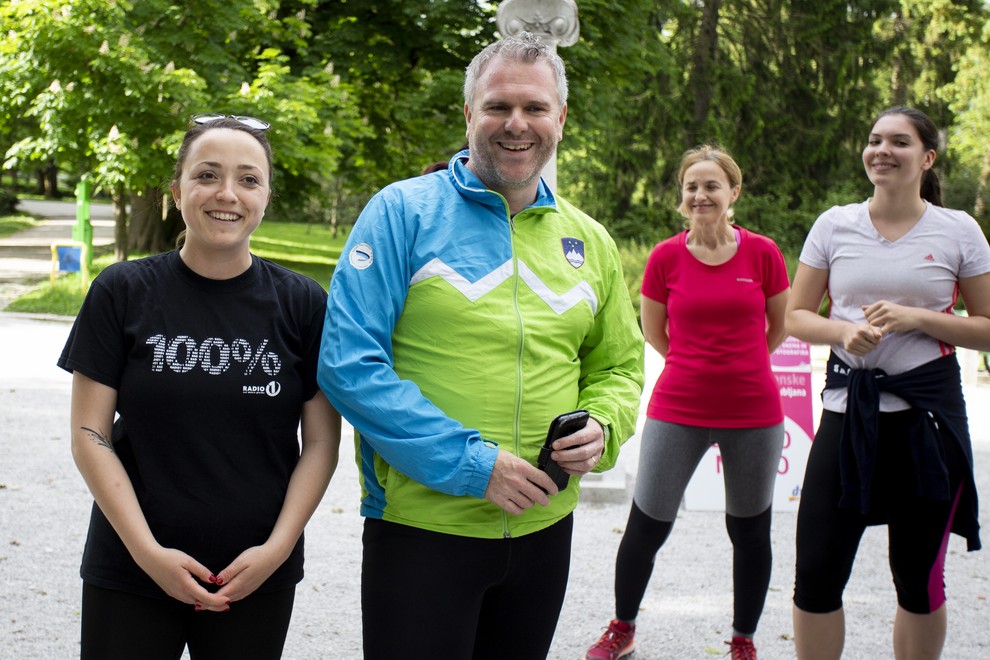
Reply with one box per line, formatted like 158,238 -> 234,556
561,237 -> 585,269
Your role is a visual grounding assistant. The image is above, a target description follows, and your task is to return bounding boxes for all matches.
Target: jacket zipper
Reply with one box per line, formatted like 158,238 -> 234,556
503,204 -> 525,539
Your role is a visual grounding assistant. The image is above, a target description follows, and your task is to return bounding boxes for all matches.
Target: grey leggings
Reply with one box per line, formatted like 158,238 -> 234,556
634,419 -> 785,521
614,419 -> 785,633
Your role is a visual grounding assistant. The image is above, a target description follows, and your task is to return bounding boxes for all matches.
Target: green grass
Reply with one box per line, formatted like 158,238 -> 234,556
7,274 -> 100,316
6,252 -> 120,315
251,221 -> 344,287
10,219 -> 808,319
0,214 -> 38,238
6,221 -> 346,316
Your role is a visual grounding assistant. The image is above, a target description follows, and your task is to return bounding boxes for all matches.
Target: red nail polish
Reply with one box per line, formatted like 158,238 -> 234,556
194,604 -> 202,611
208,574 -> 217,584
215,576 -> 224,586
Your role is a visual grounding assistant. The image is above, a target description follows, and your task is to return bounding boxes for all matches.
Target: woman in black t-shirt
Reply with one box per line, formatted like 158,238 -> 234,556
59,115 -> 341,659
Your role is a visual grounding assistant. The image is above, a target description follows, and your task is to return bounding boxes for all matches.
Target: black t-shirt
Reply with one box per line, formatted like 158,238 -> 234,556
58,250 -> 327,598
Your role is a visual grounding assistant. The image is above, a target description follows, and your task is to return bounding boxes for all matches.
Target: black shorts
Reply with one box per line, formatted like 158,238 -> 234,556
793,409 -> 965,614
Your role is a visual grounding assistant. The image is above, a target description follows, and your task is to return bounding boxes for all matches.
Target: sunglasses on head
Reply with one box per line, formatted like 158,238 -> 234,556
192,114 -> 271,131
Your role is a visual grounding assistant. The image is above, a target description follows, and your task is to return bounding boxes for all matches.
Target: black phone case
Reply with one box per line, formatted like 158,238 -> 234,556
537,410 -> 590,491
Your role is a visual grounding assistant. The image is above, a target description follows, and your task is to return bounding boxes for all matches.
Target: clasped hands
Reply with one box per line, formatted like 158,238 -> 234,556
843,300 -> 919,356
135,542 -> 285,613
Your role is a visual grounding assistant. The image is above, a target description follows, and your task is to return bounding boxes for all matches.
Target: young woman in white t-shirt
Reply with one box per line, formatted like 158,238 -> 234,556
786,107 -> 990,660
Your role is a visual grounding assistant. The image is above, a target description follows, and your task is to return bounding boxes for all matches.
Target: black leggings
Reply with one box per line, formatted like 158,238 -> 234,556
794,410 -> 965,614
80,582 -> 295,660
614,502 -> 774,635
361,515 -> 573,660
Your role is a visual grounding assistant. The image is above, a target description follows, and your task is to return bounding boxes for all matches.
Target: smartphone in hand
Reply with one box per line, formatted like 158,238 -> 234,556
537,410 -> 590,492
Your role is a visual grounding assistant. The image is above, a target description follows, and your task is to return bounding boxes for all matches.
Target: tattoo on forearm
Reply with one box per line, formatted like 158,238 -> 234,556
81,426 -> 115,454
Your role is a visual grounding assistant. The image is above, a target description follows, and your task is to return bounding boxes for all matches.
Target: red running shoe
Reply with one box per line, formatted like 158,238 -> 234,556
585,619 -> 635,660
726,635 -> 757,660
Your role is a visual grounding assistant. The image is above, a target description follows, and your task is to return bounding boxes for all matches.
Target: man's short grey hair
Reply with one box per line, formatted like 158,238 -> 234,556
463,32 -> 568,108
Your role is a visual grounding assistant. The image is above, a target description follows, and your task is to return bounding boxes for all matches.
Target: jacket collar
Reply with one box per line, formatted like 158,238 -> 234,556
450,149 -> 558,215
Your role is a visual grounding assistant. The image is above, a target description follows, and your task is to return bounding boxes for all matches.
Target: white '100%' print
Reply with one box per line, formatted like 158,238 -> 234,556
145,334 -> 282,376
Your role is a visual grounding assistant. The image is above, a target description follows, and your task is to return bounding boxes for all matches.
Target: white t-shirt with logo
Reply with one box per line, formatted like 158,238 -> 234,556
800,200 -> 990,412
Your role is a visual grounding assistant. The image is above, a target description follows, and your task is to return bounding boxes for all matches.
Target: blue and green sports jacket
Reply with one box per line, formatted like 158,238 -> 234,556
318,152 -> 644,539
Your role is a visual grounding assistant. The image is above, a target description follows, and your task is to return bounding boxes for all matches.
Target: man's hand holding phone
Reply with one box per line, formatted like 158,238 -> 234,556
538,410 -> 605,492
483,411 -> 606,514
483,451 -> 557,515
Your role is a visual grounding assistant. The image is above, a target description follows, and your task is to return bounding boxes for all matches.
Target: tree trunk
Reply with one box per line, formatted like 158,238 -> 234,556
33,162 -> 59,197
890,10 -> 909,106
128,188 -> 155,253
329,179 -> 343,238
44,161 -> 59,199
127,186 -> 181,253
687,0 -> 720,145
112,187 -> 129,262
975,148 -> 990,220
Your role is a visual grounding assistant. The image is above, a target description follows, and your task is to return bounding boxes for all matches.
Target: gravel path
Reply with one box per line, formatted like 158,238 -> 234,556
0,199 -> 114,311
2,314 -> 988,659
1,203 -> 988,658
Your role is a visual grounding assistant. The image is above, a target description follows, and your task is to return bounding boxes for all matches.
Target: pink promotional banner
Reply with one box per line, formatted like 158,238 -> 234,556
683,336 -> 814,512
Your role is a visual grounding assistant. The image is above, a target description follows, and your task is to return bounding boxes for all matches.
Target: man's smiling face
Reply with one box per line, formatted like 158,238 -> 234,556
464,56 -> 566,208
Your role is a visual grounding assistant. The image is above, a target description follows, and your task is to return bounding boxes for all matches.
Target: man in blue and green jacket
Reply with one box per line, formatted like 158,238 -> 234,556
318,33 -> 644,660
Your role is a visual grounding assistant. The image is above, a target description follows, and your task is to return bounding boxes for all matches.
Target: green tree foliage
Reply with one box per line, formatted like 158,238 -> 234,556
0,0 -> 359,254
301,0 -> 497,189
558,0 -> 989,247
559,0 -> 689,242
562,1 -> 897,243
941,18 -> 990,224
2,0 -> 989,258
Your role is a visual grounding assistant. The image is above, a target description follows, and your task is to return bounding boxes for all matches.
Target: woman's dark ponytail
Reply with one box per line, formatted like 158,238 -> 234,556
920,169 -> 942,207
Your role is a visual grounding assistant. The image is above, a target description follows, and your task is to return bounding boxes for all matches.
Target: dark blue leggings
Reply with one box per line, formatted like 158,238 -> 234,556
794,410 -> 965,614
361,515 -> 573,660
80,582 -> 295,660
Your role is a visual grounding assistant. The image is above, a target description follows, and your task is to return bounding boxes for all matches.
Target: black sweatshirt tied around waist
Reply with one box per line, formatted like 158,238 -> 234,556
824,352 -> 980,551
